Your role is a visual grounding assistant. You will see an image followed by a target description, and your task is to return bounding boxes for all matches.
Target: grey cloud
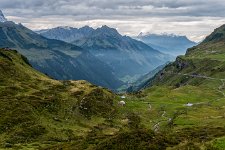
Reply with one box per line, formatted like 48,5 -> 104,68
0,0 -> 225,42
1,0 -> 225,18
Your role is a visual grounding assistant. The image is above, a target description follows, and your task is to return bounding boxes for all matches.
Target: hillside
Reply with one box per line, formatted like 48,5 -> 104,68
145,25 -> 225,87
0,21 -> 123,90
1,24 -> 225,149
136,33 -> 197,56
38,25 -> 173,81
1,48 -> 224,150
126,24 -> 225,148
0,48 -> 121,149
0,48 -> 189,149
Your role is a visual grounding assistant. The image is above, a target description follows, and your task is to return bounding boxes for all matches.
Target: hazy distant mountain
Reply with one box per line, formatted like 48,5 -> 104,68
72,26 -> 173,77
136,33 -> 197,56
37,26 -> 94,43
39,25 -> 173,80
0,10 -> 7,22
0,21 -> 123,90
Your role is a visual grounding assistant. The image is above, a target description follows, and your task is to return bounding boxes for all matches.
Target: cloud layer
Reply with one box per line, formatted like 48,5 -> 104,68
1,0 -> 225,41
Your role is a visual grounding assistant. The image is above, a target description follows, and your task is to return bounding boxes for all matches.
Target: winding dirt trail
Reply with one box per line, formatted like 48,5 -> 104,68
153,111 -> 171,132
217,79 -> 225,97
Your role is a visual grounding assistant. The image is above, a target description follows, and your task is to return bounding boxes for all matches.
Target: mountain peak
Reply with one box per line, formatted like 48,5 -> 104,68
79,25 -> 94,32
80,25 -> 93,30
0,10 -> 7,22
99,25 -> 116,31
57,26 -> 73,30
101,25 -> 111,29
203,24 -> 225,43
138,32 -> 144,37
95,25 -> 120,37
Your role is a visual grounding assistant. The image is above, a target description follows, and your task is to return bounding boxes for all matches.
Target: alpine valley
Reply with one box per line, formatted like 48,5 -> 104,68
1,8 -> 225,150
38,26 -> 173,86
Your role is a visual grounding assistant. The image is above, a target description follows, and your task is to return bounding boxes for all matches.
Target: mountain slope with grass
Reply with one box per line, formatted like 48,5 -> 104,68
0,48 -> 186,150
75,24 -> 225,150
0,48 -> 121,149
143,25 -> 225,88
0,21 -> 123,90
126,24 -> 225,149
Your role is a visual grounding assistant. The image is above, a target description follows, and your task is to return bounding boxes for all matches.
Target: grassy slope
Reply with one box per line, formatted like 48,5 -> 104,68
122,26 -> 225,149
2,48 -> 222,150
41,26 -> 225,149
0,49 -> 122,149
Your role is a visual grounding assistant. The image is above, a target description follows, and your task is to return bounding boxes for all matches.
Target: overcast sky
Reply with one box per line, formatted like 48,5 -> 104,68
1,0 -> 225,42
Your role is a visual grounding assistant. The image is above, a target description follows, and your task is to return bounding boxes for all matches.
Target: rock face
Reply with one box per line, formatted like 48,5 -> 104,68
0,10 -> 7,22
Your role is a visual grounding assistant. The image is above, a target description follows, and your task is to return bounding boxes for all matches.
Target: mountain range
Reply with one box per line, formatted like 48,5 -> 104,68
0,21 -> 123,90
0,11 -> 174,91
38,25 -> 173,80
135,33 -> 197,56
37,26 -> 94,43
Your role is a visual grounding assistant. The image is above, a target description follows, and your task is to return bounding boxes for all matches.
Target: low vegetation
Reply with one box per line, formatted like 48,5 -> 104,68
1,24 -> 225,150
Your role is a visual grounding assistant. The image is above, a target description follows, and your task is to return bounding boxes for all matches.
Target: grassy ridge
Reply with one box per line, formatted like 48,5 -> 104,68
0,49 -> 121,149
